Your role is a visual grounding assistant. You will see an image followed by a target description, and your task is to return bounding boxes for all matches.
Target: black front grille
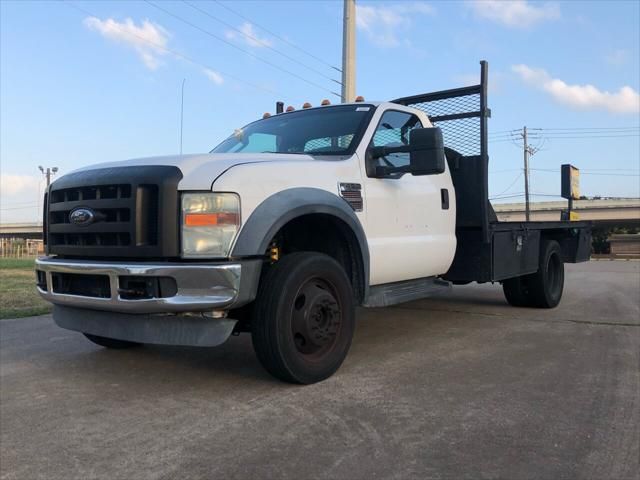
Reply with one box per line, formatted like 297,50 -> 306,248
45,166 -> 182,258
48,184 -> 138,248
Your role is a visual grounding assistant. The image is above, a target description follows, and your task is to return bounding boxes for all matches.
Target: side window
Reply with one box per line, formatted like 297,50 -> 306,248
371,111 -> 422,169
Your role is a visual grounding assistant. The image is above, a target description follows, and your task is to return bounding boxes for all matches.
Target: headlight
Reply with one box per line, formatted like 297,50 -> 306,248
181,193 -> 240,258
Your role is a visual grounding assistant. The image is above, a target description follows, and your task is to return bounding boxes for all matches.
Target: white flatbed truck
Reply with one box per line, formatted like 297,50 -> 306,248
36,61 -> 591,383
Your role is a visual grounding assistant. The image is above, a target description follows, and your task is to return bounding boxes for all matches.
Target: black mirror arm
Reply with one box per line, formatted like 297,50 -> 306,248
374,164 -> 411,177
370,143 -> 440,159
370,144 -> 412,159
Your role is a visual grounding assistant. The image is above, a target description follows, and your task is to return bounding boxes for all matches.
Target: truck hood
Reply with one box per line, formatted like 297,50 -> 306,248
71,153 -> 321,190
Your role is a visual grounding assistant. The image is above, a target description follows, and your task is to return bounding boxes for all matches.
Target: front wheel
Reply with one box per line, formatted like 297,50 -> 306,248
251,252 -> 355,384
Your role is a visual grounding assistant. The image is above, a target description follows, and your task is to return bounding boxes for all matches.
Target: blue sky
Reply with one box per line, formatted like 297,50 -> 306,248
1,0 -> 639,223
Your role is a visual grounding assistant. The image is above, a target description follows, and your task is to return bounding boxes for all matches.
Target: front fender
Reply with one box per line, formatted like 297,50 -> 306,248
231,187 -> 370,289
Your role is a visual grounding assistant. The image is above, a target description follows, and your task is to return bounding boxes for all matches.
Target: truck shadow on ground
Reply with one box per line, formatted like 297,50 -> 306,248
53,289 -> 511,389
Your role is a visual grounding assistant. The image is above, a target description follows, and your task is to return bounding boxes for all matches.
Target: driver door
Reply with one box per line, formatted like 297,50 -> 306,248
361,109 -> 455,285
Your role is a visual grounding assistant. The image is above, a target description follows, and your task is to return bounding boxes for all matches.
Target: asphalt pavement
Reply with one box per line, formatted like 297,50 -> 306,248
1,261 -> 639,480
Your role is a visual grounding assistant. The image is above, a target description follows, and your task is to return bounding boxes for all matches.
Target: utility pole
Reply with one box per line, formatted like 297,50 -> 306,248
523,126 -> 530,221
38,166 -> 58,188
341,0 -> 356,103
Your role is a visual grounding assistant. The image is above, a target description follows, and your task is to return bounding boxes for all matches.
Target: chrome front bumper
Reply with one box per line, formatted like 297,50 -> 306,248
35,257 -> 261,314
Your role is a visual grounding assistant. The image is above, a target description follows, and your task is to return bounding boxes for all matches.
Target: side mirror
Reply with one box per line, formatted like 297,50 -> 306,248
409,128 -> 445,176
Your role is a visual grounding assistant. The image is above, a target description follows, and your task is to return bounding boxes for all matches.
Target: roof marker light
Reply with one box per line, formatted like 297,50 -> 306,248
302,102 -> 312,109
286,105 -> 295,112
355,96 -> 365,102
321,99 -> 331,106
263,112 -> 271,119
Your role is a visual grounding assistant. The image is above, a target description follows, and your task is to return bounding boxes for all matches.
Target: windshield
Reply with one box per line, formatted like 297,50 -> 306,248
211,104 -> 376,156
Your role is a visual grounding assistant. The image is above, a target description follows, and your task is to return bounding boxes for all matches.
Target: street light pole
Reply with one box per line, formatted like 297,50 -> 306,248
38,166 -> 58,188
38,166 -> 58,223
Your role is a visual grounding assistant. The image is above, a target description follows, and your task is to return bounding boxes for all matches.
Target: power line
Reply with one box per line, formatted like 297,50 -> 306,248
494,172 -> 523,197
144,1 -> 340,97
582,168 -> 640,172
533,126 -> 640,131
492,127 -> 639,139
530,134 -> 639,140
489,135 -> 520,141
0,201 -> 42,207
0,204 -> 40,211
63,1 -> 297,101
489,193 -> 525,200
183,1 -> 341,86
489,132 -> 520,138
531,168 -> 640,177
211,0 -> 341,72
490,129 -> 520,135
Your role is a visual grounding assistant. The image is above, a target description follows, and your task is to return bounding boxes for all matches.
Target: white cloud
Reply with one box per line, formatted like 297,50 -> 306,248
225,22 -> 273,48
84,17 -> 170,70
605,49 -> 628,66
468,0 -> 560,28
356,2 -> 435,47
512,64 -> 640,114
203,68 -> 224,85
0,174 -> 43,223
1,174 -> 41,197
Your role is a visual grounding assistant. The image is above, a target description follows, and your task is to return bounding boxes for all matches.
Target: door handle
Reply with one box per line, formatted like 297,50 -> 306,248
441,189 -> 449,210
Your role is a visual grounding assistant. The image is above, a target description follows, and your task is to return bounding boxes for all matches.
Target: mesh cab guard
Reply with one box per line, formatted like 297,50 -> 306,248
392,60 -> 492,242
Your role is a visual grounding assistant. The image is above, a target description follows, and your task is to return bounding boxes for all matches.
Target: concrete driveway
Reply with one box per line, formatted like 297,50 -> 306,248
1,261 -> 639,480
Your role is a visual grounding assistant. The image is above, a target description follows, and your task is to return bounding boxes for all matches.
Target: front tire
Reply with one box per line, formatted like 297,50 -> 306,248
83,334 -> 141,349
251,252 -> 355,384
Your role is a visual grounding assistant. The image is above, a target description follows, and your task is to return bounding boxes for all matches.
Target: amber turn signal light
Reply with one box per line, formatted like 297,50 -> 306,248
184,212 -> 239,227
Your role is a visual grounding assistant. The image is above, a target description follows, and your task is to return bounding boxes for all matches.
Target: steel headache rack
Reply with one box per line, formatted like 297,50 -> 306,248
393,61 -> 590,283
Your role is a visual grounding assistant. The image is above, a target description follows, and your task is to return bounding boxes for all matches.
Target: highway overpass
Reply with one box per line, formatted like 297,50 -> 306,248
493,198 -> 640,226
0,223 -> 43,240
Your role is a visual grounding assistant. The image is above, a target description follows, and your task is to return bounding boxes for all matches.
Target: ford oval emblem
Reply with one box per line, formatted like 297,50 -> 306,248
69,208 -> 96,227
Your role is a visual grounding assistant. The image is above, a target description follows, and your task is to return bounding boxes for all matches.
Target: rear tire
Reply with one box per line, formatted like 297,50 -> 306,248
502,276 -> 530,307
502,239 -> 564,309
528,239 -> 564,308
251,252 -> 355,384
83,334 -> 141,349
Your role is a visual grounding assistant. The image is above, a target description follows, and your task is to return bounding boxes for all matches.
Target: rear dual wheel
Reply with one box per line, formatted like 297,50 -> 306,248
251,252 -> 355,384
503,239 -> 564,309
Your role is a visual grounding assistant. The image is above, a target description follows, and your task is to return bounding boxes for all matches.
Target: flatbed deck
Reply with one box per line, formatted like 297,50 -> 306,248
491,221 -> 591,231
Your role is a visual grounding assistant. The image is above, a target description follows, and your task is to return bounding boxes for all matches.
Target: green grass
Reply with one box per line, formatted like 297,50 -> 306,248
0,257 -> 51,319
0,258 -> 39,270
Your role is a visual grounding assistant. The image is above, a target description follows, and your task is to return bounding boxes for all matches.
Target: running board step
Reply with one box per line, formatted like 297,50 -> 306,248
363,276 -> 451,308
